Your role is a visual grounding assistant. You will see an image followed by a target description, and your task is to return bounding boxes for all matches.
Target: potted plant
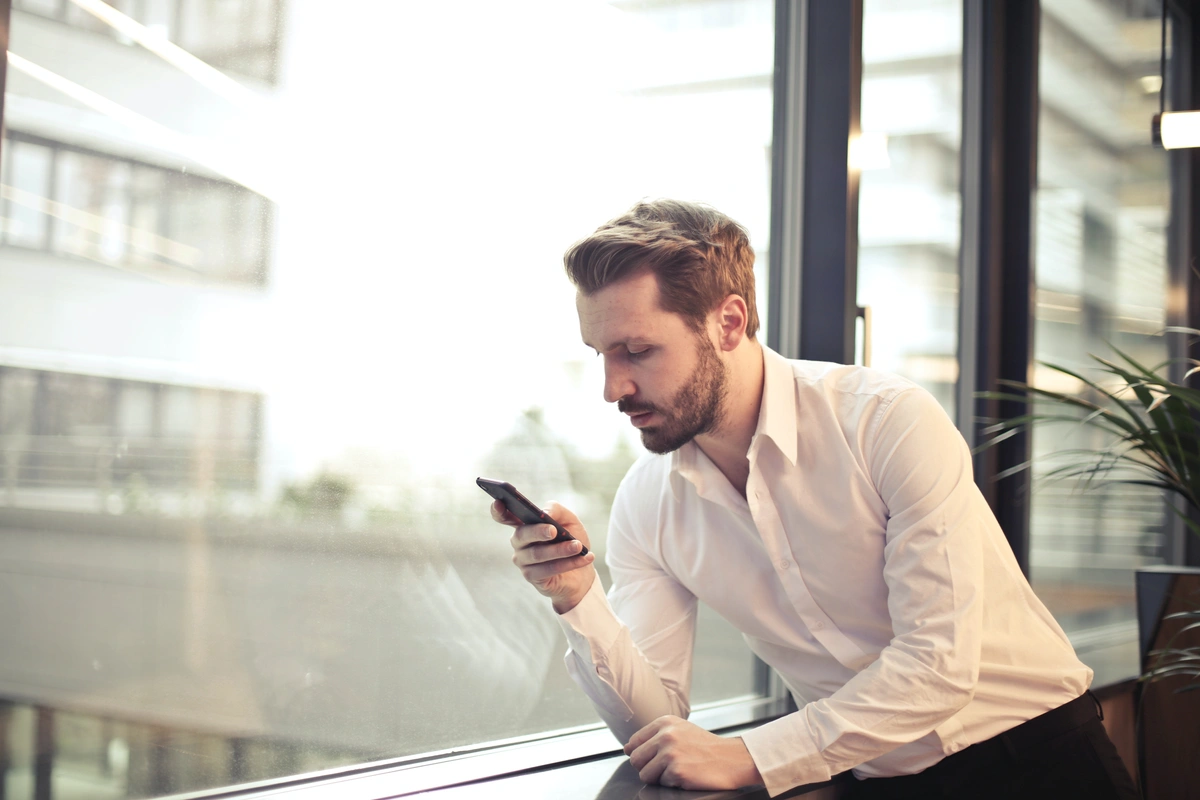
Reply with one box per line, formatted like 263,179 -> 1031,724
979,338 -> 1200,796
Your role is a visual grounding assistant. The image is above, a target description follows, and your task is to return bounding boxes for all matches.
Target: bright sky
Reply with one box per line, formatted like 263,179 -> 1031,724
247,0 -> 775,481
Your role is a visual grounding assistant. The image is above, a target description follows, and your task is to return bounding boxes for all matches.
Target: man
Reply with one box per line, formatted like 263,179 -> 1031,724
490,200 -> 1138,799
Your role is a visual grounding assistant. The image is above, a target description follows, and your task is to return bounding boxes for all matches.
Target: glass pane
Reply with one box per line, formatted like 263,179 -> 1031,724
0,0 -> 774,796
177,0 -> 280,80
116,382 -> 155,438
54,151 -> 133,265
856,0 -> 963,415
65,0 -> 136,34
13,0 -> 63,17
0,368 -> 38,435
2,139 -> 53,249
140,0 -> 177,39
1031,1 -> 1171,684
128,166 -> 166,268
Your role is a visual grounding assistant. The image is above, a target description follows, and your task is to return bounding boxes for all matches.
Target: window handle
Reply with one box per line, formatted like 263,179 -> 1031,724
855,305 -> 872,368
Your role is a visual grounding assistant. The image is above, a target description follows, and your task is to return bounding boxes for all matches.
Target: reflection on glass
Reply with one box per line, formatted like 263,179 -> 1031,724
0,1 -> 773,797
1031,0 -> 1171,683
857,0 -> 962,415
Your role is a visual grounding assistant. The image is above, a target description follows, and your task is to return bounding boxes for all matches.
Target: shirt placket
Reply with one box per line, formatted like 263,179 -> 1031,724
747,477 -> 867,670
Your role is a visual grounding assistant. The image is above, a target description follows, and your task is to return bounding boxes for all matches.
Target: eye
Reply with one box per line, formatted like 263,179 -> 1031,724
627,347 -> 650,361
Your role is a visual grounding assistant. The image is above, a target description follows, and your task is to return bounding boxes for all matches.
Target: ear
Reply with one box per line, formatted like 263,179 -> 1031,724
711,294 -> 749,352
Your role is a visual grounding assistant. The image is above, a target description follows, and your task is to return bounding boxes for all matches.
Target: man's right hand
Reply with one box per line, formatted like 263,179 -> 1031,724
492,500 -> 595,614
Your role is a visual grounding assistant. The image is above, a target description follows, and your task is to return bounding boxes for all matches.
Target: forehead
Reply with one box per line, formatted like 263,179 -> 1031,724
576,272 -> 688,351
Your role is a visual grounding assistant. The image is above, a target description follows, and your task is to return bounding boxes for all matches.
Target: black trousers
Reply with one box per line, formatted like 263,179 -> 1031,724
841,693 -> 1140,800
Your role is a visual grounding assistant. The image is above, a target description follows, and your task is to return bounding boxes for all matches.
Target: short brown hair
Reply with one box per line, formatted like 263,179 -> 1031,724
563,199 -> 759,338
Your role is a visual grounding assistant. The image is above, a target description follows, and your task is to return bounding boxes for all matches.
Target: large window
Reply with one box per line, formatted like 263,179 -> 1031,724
1030,0 -> 1172,684
0,1 -> 774,797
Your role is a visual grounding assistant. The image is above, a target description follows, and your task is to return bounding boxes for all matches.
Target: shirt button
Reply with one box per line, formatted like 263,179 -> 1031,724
812,621 -> 825,631
778,559 -> 790,570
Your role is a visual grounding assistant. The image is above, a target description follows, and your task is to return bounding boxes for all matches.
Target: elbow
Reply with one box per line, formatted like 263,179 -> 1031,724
939,658 -> 979,716
947,679 -> 976,715
893,639 -> 979,717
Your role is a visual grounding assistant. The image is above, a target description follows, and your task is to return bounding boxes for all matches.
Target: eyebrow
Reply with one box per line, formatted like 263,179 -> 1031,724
582,337 -> 648,355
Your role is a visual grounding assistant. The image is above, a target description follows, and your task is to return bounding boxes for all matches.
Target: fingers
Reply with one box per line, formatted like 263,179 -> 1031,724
637,749 -> 671,787
490,499 -> 522,526
624,716 -> 673,756
544,501 -> 580,526
511,536 -> 586,567
514,549 -> 594,585
624,721 -> 656,757
509,521 -> 561,548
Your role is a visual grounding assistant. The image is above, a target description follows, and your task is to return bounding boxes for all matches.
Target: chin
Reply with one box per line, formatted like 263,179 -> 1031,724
640,429 -> 691,456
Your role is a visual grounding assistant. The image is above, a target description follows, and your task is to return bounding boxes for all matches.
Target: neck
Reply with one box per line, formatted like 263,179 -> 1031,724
693,339 -> 764,496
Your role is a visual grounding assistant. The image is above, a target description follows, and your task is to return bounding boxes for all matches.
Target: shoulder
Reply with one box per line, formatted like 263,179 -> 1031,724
611,452 -> 672,524
786,358 -> 927,427
764,353 -> 954,466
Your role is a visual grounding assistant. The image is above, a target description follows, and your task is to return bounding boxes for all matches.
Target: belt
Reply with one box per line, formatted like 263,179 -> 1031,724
939,691 -> 1101,773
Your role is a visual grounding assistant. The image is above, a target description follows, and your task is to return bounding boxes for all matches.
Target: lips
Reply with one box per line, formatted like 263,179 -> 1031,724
628,411 -> 656,428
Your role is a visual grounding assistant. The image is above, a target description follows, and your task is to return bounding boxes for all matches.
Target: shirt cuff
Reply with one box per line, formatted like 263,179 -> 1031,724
555,572 -> 624,657
740,712 -> 831,797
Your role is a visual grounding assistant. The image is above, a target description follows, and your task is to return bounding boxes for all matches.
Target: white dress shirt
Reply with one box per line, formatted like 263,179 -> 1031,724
556,345 -> 1092,797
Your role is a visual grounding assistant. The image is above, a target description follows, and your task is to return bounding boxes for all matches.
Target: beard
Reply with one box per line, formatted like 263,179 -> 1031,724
618,334 -> 729,455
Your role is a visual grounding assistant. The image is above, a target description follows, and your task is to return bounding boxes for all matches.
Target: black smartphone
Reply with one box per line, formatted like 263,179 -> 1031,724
476,477 -> 589,556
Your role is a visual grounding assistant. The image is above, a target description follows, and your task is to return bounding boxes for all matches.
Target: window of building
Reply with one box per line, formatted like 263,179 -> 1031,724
14,0 -> 284,84
0,132 -> 272,286
0,368 -> 261,503
3,138 -> 53,250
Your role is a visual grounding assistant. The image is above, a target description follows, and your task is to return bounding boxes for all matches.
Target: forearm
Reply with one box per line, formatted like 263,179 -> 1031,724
556,577 -> 692,743
740,643 -> 977,796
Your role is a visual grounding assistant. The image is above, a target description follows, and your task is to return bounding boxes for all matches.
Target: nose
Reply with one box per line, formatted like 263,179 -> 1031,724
602,355 -> 635,404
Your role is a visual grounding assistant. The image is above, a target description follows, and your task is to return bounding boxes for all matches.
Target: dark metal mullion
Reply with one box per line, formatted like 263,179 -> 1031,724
759,0 -> 804,704
767,0 -> 806,360
956,0 -> 988,457
797,0 -> 860,365
1169,0 -> 1200,567
993,0 -> 1040,574
956,0 -> 1040,573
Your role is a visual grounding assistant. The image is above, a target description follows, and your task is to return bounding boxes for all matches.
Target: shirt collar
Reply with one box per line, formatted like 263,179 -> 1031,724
752,345 -> 799,466
668,344 -> 798,499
